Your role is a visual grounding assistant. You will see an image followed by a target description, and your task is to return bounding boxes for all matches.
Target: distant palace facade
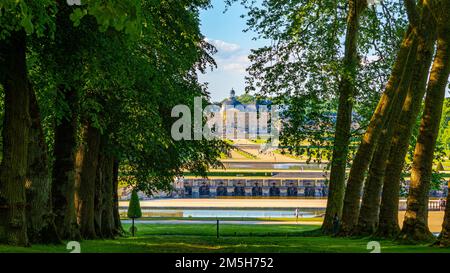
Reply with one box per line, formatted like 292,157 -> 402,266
213,89 -> 280,140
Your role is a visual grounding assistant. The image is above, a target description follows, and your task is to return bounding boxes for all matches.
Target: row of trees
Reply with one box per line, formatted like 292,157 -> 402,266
235,0 -> 450,245
334,0 -> 450,245
0,0 -> 226,246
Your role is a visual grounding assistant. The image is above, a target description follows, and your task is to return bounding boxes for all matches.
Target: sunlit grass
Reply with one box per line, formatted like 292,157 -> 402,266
0,224 -> 449,253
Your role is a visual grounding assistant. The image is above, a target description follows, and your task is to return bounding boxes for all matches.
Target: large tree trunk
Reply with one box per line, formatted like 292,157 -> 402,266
97,145 -> 116,239
357,6 -> 436,237
0,30 -> 30,246
25,86 -> 60,244
355,110 -> 397,236
52,86 -> 80,240
339,26 -> 418,235
436,179 -> 450,246
93,143 -> 104,238
76,122 -> 101,239
51,1 -> 84,241
112,159 -> 123,235
399,13 -> 450,243
376,7 -> 436,239
321,0 -> 367,234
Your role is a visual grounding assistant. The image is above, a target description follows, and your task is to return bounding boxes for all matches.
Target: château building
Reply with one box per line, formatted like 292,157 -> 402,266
215,89 -> 277,139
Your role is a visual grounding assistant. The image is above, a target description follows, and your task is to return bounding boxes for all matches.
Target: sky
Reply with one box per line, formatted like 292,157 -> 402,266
198,1 -> 450,101
198,0 -> 268,102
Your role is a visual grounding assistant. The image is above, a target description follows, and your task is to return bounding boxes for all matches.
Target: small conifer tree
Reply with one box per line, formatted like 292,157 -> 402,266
127,189 -> 142,236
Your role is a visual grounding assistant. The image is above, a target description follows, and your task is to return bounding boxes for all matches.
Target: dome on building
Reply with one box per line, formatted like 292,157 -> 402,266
222,88 -> 242,107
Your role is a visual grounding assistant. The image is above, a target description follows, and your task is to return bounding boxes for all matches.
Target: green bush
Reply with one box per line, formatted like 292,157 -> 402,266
127,189 -> 142,219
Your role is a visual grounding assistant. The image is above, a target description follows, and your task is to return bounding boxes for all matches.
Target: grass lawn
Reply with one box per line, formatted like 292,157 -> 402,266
251,139 -> 269,144
1,223 -> 450,253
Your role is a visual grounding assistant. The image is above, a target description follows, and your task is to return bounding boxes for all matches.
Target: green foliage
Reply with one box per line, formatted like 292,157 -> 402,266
279,93 -> 336,162
20,0 -> 229,197
220,93 -> 256,104
70,0 -> 142,34
437,97 -> 450,158
103,0 -> 227,195
226,0 -> 407,163
404,97 -> 449,173
399,171 -> 447,197
236,93 -> 256,104
430,171 -> 447,192
0,0 -> 142,40
0,0 -> 57,39
127,190 -> 142,219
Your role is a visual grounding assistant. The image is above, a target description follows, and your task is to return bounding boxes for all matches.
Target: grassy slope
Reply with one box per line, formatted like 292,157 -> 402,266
0,224 -> 450,253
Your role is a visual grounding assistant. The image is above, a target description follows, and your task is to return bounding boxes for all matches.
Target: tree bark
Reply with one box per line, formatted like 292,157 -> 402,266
97,146 -> 116,239
52,86 -> 80,240
94,143 -> 104,238
76,122 -> 101,239
321,0 -> 367,234
25,86 -> 60,244
0,30 -> 31,246
51,1 -> 84,241
354,110 -> 397,236
339,25 -> 418,235
357,6 -> 436,237
52,0 -> 86,240
376,6 -> 436,239
399,13 -> 450,243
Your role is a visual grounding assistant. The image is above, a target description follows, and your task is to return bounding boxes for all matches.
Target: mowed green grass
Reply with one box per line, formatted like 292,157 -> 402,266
0,223 -> 449,253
